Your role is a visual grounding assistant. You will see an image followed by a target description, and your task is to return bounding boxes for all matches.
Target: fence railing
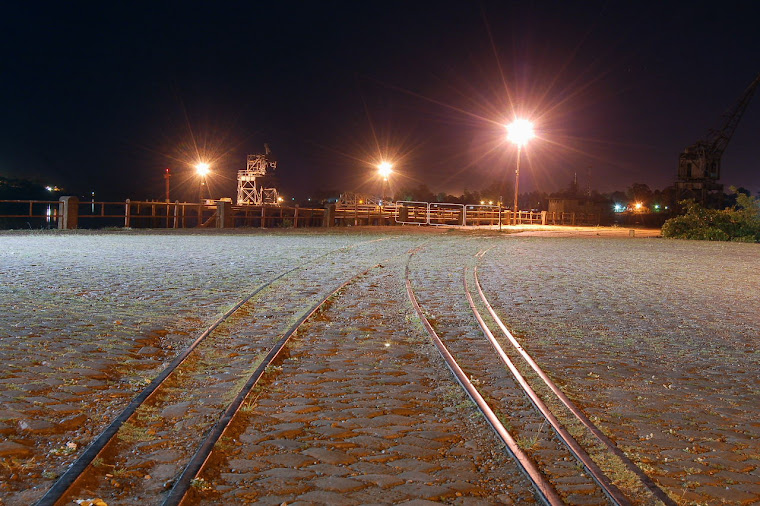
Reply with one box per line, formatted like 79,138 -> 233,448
1,198 -> 601,230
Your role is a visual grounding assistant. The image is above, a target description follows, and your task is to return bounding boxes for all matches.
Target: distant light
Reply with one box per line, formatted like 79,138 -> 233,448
488,200 -> 493,205
45,186 -> 53,192
634,202 -> 643,210
378,161 -> 393,179
195,162 -> 210,176
654,204 -> 660,211
277,196 -> 284,202
384,342 -> 391,348
506,119 -> 535,146
359,200 -> 364,204
308,198 -> 311,201
480,200 -> 485,205
614,203 -> 624,212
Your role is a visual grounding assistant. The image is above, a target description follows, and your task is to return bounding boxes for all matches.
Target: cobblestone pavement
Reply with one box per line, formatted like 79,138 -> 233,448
480,237 -> 760,505
1,229 -> 758,505
192,254 -> 534,505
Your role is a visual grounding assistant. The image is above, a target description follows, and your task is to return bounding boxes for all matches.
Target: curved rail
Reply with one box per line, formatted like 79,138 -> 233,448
404,253 -> 562,506
472,266 -> 677,506
162,264 -> 376,505
35,238 -> 389,506
463,268 -> 630,506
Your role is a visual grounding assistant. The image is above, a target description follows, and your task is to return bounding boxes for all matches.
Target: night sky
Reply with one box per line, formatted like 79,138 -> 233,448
2,1 -> 759,202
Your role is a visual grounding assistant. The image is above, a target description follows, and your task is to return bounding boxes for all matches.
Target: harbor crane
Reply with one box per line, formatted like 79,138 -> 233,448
237,144 -> 280,205
676,72 -> 760,203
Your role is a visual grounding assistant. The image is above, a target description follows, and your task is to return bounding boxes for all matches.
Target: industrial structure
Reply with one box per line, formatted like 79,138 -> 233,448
237,144 -> 280,205
676,73 -> 760,203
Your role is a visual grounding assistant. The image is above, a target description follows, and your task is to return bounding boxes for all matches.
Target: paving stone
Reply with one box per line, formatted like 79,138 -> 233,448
17,418 -> 56,434
0,440 -> 33,457
312,475 -> 366,492
294,489 -> 360,505
261,438 -> 304,450
694,485 -> 757,503
353,473 -> 406,488
387,444 -> 441,459
227,458 -> 265,473
393,482 -> 454,500
261,453 -> 314,468
307,463 -> 353,476
260,467 -> 314,480
387,458 -> 440,473
303,447 -> 358,465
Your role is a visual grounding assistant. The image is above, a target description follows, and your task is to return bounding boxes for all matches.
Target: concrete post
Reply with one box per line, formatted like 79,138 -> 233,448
58,196 -> 79,230
217,200 -> 233,228
323,204 -> 336,227
124,199 -> 131,228
541,211 -> 547,225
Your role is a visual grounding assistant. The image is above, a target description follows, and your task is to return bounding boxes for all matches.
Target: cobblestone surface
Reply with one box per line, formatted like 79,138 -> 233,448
191,254 -> 533,504
1,228 -> 757,505
480,237 -> 760,505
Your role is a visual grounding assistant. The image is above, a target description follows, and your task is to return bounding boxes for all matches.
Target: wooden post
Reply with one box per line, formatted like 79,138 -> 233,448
260,205 -> 266,229
124,199 -> 131,228
294,205 -> 299,228
173,201 -> 179,228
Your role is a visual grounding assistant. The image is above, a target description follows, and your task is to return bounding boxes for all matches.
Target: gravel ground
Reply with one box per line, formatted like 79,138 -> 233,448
0,227 -> 757,505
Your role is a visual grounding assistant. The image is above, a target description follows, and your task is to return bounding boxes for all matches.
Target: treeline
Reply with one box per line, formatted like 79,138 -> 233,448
0,176 -> 58,200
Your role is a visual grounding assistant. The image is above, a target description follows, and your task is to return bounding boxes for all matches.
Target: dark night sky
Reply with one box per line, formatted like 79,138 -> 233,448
2,1 -> 759,201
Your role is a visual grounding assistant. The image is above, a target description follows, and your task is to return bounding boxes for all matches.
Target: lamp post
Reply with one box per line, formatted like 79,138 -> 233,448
195,162 -> 210,203
506,119 -> 534,225
377,161 -> 393,203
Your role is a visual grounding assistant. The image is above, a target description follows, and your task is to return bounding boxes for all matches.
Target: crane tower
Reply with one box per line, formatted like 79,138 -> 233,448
677,73 -> 760,202
237,144 -> 280,205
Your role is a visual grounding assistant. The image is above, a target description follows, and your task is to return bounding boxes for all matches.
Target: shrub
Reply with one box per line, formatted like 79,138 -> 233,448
662,191 -> 760,242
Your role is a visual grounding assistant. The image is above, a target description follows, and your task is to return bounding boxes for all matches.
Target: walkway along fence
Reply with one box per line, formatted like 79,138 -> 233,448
0,197 -> 600,230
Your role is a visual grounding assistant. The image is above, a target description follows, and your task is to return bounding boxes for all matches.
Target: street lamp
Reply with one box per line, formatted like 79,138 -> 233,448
506,119 -> 534,225
377,161 -> 393,202
195,162 -> 210,202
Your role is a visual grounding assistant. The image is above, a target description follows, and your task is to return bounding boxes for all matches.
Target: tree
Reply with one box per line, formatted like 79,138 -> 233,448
627,183 -> 653,206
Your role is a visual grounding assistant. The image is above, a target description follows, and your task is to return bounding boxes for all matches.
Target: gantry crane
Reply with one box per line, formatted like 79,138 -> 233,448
676,72 -> 760,203
237,144 -> 280,205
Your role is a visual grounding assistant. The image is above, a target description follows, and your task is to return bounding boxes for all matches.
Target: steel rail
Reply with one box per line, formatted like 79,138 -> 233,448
35,238 -> 390,506
472,267 -> 677,506
162,263 -> 377,505
404,254 -> 562,506
463,268 -> 630,506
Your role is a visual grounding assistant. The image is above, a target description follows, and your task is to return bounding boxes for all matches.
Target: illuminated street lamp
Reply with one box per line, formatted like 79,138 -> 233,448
196,162 -> 211,202
377,161 -> 393,202
378,161 -> 393,180
506,119 -> 534,225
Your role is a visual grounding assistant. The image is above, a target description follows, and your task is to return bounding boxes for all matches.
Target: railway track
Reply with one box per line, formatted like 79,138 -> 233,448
405,244 -> 676,505
31,237 -> 678,505
33,238 -> 415,505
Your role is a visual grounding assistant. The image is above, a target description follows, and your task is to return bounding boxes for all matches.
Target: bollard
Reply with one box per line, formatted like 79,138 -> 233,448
58,196 -> 79,230
629,229 -> 636,238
